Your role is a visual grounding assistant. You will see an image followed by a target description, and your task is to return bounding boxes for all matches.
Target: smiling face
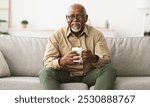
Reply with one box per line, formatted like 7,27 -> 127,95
66,4 -> 88,35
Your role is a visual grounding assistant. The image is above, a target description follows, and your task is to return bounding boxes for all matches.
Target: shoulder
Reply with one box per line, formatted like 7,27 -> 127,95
49,26 -> 68,41
52,26 -> 67,36
86,25 -> 104,39
86,25 -> 103,35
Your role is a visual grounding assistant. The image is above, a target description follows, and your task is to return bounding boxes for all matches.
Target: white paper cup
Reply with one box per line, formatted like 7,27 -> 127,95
72,47 -> 83,63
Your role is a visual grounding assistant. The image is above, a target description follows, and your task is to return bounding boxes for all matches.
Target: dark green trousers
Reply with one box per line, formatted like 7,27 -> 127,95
39,64 -> 117,90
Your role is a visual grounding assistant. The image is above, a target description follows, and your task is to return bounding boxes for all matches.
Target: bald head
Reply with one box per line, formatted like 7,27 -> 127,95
67,3 -> 87,15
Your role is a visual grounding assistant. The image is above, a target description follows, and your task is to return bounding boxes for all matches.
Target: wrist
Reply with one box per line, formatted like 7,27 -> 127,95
58,58 -> 64,66
92,55 -> 99,63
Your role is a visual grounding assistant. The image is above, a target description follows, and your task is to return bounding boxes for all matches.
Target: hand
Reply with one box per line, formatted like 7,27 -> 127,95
82,49 -> 93,64
59,51 -> 79,66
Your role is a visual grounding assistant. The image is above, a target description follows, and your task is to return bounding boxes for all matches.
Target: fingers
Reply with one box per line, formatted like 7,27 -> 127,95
82,49 -> 92,57
61,51 -> 80,65
61,49 -> 93,65
81,49 -> 93,63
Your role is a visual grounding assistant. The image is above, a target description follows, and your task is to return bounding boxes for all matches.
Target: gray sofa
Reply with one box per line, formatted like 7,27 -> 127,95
0,35 -> 150,90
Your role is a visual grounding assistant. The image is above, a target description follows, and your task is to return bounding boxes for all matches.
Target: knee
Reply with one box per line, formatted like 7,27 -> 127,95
39,67 -> 57,78
102,64 -> 117,77
105,64 -> 117,73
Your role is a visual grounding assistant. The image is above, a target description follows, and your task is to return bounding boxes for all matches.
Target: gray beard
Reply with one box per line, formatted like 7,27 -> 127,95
71,22 -> 81,33
71,26 -> 81,33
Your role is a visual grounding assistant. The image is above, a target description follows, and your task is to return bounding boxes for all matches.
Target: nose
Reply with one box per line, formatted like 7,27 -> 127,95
73,15 -> 79,21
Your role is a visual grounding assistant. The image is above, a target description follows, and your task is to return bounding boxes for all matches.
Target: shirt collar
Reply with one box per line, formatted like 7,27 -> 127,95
66,24 -> 89,37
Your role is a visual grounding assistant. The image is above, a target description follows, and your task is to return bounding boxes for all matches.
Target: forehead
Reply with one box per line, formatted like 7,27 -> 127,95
68,5 -> 85,15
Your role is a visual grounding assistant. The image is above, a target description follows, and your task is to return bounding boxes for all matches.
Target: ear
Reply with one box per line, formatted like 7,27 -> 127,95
66,15 -> 69,23
85,15 -> 88,22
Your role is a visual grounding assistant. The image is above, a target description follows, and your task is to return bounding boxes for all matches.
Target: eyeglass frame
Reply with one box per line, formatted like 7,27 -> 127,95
66,14 -> 87,21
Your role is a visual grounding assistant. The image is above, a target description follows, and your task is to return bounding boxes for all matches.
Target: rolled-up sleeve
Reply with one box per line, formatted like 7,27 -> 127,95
43,34 -> 61,69
94,33 -> 111,66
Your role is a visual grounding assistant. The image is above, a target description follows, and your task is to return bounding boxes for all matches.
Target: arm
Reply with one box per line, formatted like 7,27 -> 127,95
82,32 -> 111,66
43,34 -> 80,69
43,35 -> 61,69
94,33 -> 111,65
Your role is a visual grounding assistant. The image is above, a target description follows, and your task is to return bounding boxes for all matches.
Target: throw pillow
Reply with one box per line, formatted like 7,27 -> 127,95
0,51 -> 10,77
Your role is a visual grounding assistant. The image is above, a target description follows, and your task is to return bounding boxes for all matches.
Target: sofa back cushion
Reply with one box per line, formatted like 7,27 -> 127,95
106,37 -> 150,76
0,51 -> 11,77
0,36 -> 150,77
0,35 -> 48,76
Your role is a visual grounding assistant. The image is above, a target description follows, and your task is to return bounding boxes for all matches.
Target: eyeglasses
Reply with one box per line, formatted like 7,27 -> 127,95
66,14 -> 86,21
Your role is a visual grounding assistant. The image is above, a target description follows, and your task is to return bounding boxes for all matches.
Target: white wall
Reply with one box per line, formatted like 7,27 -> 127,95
11,0 -> 150,37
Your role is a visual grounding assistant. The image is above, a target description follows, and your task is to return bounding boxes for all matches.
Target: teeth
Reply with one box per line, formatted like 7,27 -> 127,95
73,24 -> 79,27
73,26 -> 79,29
71,22 -> 81,32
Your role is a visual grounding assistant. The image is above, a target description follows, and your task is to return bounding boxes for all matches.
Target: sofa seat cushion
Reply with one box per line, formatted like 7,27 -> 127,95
90,77 -> 150,90
0,77 -> 88,90
114,77 -> 150,90
0,77 -> 41,90
61,83 -> 88,90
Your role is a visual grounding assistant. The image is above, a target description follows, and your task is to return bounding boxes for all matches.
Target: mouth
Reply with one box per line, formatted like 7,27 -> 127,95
71,22 -> 81,32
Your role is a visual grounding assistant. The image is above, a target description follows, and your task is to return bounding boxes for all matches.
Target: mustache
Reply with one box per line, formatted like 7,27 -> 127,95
71,22 -> 81,26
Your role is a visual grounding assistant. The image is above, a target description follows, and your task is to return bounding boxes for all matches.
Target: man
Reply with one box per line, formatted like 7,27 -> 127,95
39,3 -> 116,90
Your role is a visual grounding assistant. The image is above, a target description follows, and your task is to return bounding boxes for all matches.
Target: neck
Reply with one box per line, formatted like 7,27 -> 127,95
73,31 -> 82,37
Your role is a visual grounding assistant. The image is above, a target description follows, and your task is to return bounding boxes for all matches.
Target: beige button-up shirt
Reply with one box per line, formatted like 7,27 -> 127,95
43,25 -> 111,77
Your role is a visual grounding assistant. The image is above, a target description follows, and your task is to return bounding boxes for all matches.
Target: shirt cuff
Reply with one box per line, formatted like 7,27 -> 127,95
52,58 -> 61,69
